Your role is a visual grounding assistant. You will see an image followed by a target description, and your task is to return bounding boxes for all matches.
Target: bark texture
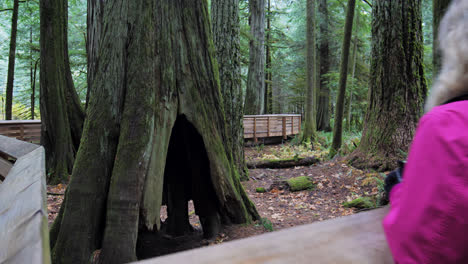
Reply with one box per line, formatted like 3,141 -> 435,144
264,0 -> 272,114
301,0 -> 317,143
432,0 -> 451,76
39,0 -> 85,184
316,0 -> 331,131
212,0 -> 248,181
5,0 -> 19,120
349,0 -> 426,170
330,0 -> 355,156
51,1 -> 258,263
245,0 -> 266,115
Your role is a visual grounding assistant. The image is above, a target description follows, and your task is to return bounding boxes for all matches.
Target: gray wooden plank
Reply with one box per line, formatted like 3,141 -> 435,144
134,207 -> 393,264
0,135 -> 40,159
0,147 -> 50,264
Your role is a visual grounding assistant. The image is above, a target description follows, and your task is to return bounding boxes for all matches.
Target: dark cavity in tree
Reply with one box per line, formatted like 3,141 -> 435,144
136,115 -> 221,259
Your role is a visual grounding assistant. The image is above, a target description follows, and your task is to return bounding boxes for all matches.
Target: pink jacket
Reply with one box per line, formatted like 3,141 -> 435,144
383,100 -> 468,263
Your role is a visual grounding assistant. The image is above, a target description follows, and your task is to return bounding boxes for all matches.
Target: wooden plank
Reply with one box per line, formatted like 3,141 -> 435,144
0,135 -> 40,159
135,207 -> 393,264
0,147 -> 51,264
0,156 -> 12,181
282,117 -> 287,139
253,117 -> 257,143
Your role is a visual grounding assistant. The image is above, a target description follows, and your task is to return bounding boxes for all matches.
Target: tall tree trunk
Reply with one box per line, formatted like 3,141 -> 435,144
5,0 -> 19,120
212,0 -> 248,181
40,0 -> 85,184
264,0 -> 272,114
29,2 -> 35,120
245,0 -> 266,115
301,0 -> 317,143
86,0 -> 105,110
31,59 -> 39,119
347,7 -> 359,132
350,0 -> 426,170
51,1 -> 258,263
433,0 -> 451,76
330,0 -> 356,156
316,0 -> 331,131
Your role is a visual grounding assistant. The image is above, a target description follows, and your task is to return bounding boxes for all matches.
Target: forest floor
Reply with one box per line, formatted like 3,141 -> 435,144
46,141 -> 386,259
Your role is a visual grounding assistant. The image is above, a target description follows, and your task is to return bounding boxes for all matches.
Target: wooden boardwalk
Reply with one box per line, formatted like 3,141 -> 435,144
0,120 -> 41,143
244,114 -> 301,141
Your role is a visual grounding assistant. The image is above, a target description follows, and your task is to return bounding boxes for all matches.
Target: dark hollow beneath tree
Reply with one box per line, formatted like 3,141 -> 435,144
49,1 -> 258,264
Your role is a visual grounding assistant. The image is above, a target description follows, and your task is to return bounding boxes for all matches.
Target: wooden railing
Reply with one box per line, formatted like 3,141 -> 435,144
244,114 -> 301,142
0,135 -> 50,263
0,120 -> 41,143
135,207 -> 393,264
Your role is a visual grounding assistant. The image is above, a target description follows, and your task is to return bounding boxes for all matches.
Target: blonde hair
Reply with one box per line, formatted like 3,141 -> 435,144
425,0 -> 468,112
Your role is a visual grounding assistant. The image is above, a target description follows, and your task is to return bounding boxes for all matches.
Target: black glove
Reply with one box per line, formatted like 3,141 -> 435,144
384,161 -> 406,197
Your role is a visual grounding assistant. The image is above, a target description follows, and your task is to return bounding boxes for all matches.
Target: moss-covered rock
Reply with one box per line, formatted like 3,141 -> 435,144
342,197 -> 374,209
286,176 -> 314,192
256,187 -> 266,193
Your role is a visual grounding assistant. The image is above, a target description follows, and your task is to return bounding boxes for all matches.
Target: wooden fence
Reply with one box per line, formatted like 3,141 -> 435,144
244,114 -> 301,142
0,135 -> 50,263
0,120 -> 41,143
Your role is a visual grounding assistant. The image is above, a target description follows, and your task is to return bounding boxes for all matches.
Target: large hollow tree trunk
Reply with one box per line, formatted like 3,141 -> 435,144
5,0 -> 19,120
40,0 -> 85,184
316,0 -> 331,132
51,1 -> 259,263
432,0 -> 451,77
330,0 -> 355,157
349,0 -> 426,171
212,0 -> 248,181
244,0 -> 266,115
301,0 -> 317,143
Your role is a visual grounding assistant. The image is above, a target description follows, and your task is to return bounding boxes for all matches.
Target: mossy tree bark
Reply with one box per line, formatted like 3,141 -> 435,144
316,0 -> 331,132
349,0 -> 426,171
245,0 -> 266,115
301,0 -> 317,143
264,0 -> 272,114
330,0 -> 355,157
50,1 -> 259,263
39,0 -> 85,184
212,0 -> 248,181
433,0 -> 451,76
5,0 -> 19,120
347,7 -> 359,132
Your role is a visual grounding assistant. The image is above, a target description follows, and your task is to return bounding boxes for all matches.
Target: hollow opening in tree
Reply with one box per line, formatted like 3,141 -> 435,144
160,115 -> 221,239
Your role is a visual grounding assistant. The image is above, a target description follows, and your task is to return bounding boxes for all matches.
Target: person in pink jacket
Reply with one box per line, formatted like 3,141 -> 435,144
383,0 -> 468,263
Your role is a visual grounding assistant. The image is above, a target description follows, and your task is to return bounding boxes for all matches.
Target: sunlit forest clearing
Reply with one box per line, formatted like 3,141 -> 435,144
0,0 -> 449,263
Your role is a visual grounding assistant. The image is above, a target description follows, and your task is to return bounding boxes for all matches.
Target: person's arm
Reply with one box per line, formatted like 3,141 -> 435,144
383,112 -> 468,263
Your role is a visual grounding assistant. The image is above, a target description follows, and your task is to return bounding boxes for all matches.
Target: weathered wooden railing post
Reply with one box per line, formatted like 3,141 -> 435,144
282,116 -> 287,140
0,135 -> 51,264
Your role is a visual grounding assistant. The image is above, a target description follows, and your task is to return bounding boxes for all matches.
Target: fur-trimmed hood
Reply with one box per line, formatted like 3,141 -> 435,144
425,0 -> 468,112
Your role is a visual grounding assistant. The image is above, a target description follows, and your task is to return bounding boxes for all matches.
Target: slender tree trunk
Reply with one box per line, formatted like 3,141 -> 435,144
330,0 -> 356,156
40,0 -> 85,184
5,0 -> 19,120
350,0 -> 426,170
316,0 -> 331,131
51,1 -> 258,263
301,0 -> 317,143
433,0 -> 451,76
245,0 -> 266,115
264,0 -> 272,114
347,7 -> 359,132
30,3 -> 35,120
31,59 -> 39,119
212,0 -> 248,181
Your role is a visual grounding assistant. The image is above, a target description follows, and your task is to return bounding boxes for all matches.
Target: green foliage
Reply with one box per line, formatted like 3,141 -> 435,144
256,187 -> 267,193
287,176 -> 314,191
260,217 -> 274,232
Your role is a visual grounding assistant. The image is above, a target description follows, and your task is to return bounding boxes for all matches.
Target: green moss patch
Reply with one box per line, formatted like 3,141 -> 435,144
342,197 -> 374,209
256,187 -> 267,193
286,176 -> 314,192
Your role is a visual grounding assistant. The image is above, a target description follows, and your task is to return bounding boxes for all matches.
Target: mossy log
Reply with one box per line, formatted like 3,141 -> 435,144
247,156 -> 319,169
287,176 -> 314,192
343,197 -> 374,209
